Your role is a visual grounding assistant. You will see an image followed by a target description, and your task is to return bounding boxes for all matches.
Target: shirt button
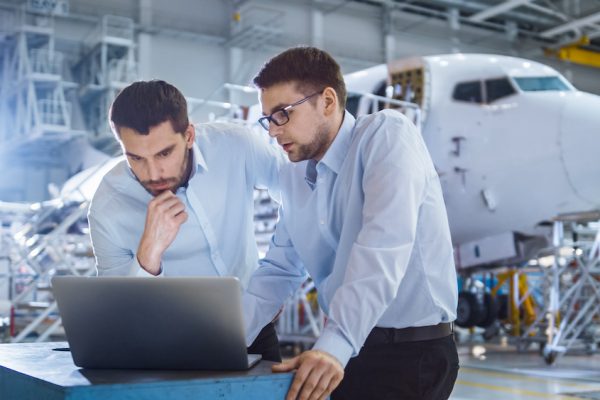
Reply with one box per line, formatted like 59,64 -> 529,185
320,220 -> 325,225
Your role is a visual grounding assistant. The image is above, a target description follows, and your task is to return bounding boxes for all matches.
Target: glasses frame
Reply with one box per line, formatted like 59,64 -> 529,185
257,90 -> 323,131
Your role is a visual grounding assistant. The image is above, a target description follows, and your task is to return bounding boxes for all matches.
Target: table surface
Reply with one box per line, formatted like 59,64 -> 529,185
0,341 -> 293,387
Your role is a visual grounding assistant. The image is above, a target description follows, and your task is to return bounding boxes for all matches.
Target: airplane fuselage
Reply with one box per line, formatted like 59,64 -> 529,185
345,54 -> 600,265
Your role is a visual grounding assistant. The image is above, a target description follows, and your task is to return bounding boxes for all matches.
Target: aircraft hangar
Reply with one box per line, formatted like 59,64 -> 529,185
1,0 -> 600,399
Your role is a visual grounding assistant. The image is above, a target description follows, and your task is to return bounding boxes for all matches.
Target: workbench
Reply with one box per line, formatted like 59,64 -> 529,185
0,342 -> 293,399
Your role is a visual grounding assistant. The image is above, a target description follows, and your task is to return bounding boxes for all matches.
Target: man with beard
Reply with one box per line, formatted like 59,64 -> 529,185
88,80 -> 285,362
243,46 -> 459,399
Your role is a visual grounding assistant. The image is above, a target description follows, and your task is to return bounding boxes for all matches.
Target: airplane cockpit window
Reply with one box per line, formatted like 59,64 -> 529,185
513,77 -> 571,92
452,81 -> 483,103
485,78 -> 516,102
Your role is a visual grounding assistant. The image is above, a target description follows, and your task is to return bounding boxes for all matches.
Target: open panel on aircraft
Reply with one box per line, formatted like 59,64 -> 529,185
389,68 -> 424,107
387,57 -> 429,122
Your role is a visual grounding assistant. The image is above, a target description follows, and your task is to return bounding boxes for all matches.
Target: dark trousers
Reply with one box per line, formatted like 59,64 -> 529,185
332,334 -> 459,400
247,322 -> 282,362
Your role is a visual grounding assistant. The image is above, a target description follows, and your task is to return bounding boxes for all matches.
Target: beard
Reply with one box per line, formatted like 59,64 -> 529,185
139,149 -> 192,196
289,122 -> 331,162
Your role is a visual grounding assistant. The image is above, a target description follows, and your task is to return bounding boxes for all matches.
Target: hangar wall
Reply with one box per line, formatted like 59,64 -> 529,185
0,0 -> 599,201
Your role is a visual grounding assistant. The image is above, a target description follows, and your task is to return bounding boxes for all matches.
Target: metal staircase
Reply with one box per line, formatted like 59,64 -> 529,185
2,199 -> 95,343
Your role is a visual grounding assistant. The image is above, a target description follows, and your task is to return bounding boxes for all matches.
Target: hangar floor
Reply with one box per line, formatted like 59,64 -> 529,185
451,343 -> 600,399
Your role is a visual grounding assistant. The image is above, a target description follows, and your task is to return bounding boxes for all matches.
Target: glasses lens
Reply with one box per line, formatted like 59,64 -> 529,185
271,110 -> 289,126
258,117 -> 270,131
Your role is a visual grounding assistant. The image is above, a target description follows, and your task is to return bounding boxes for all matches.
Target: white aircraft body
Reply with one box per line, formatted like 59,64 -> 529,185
343,54 -> 600,269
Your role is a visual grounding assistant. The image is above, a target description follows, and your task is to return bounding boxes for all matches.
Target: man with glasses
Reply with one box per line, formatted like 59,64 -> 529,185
244,47 -> 458,399
88,80 -> 286,362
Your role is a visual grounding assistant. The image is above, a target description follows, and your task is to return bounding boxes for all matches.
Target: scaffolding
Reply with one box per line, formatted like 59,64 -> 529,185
516,213 -> 600,364
187,83 -> 260,126
0,198 -> 95,343
227,5 -> 283,51
73,15 -> 137,152
347,90 -> 422,132
0,7 -> 74,142
0,6 -> 87,204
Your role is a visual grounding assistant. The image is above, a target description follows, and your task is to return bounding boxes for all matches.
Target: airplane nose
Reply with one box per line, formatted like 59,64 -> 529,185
559,91 -> 600,207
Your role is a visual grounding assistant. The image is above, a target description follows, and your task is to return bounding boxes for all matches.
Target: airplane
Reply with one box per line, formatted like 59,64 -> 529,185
342,53 -> 600,270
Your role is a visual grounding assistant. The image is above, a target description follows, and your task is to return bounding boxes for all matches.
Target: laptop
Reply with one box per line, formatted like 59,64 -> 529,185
51,276 -> 261,370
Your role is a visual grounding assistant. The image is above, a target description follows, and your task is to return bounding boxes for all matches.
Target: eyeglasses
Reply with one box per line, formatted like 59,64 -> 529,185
257,91 -> 323,131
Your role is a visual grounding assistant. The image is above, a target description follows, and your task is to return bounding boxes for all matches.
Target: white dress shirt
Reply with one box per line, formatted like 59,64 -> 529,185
88,122 -> 285,287
244,110 -> 458,366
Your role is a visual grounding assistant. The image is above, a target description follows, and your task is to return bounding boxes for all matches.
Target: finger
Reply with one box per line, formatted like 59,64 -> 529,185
154,200 -> 185,220
314,378 -> 333,400
313,365 -> 344,400
301,368 -> 327,400
322,372 -> 344,399
174,211 -> 188,225
272,356 -> 300,373
160,196 -> 184,211
153,190 -> 176,202
286,373 -> 304,400
290,357 -> 324,400
148,192 -> 178,211
285,360 -> 314,400
169,202 -> 186,218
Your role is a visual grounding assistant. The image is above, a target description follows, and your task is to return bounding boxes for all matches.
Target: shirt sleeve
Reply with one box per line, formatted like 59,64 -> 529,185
88,203 -> 161,277
312,114 -> 431,367
243,207 -> 308,345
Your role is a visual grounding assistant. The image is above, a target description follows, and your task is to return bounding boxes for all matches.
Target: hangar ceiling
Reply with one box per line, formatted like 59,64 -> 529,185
352,0 -> 600,65
352,0 -> 600,41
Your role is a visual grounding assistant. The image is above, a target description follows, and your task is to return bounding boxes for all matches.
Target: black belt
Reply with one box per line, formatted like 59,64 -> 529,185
364,323 -> 453,346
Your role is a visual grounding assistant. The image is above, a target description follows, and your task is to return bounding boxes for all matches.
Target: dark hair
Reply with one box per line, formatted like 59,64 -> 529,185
109,80 -> 189,136
253,46 -> 347,110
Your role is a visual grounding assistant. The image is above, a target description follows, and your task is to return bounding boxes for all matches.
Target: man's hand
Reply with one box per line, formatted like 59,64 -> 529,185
137,191 -> 188,275
272,350 -> 344,400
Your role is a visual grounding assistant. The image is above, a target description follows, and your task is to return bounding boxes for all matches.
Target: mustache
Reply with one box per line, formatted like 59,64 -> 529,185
141,178 -> 178,186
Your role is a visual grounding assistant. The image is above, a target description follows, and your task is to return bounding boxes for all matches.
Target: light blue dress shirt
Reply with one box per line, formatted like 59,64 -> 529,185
244,110 -> 458,367
88,122 -> 285,287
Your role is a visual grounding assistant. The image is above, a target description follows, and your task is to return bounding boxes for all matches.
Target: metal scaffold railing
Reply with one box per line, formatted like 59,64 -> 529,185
74,15 -> 137,152
0,6 -> 73,141
0,4 -> 89,205
1,199 -> 96,343
517,213 -> 600,364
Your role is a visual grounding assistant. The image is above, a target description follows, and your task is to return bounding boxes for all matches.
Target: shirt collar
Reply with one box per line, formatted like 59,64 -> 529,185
191,141 -> 207,175
318,110 -> 355,175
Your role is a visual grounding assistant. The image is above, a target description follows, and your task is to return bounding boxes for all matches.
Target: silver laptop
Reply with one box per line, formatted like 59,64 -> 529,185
51,276 -> 261,370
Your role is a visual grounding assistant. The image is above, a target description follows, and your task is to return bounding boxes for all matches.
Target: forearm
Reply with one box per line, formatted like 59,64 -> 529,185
136,238 -> 163,275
